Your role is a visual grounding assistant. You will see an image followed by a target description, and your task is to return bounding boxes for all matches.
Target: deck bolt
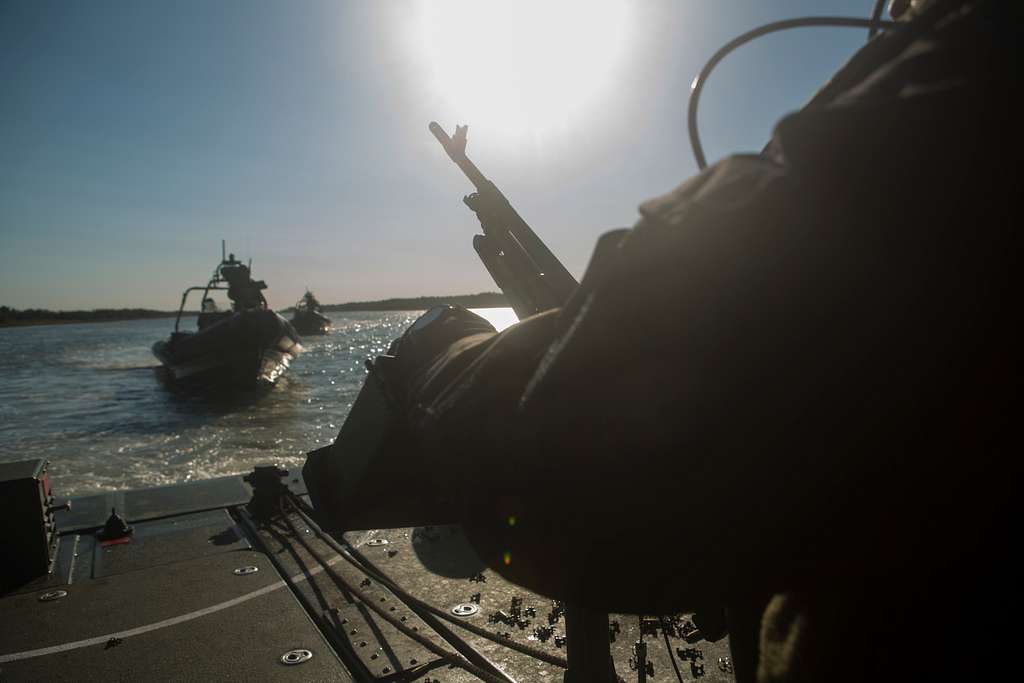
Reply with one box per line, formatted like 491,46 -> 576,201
452,603 -> 480,617
38,590 -> 68,602
280,649 -> 313,665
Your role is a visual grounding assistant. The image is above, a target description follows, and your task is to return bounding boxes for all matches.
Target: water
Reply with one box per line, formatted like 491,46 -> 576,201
0,308 -> 516,497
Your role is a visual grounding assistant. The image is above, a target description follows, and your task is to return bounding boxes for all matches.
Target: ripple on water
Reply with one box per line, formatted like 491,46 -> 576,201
0,310 -> 520,496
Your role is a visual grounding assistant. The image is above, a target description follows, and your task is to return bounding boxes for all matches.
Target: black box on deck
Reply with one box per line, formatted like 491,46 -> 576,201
0,459 -> 58,592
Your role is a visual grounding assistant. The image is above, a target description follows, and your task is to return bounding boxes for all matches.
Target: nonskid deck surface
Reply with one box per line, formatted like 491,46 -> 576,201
1,475 -> 735,681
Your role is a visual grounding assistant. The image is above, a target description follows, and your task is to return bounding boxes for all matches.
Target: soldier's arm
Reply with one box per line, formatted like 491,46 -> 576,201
409,2 -> 1015,612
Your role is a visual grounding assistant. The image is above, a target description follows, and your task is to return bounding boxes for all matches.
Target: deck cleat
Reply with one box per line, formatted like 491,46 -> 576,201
243,465 -> 290,521
97,507 -> 134,542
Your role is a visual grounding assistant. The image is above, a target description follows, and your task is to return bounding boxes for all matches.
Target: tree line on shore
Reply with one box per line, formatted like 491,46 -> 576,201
316,292 -> 508,312
0,306 -> 177,327
1,293 -> 509,327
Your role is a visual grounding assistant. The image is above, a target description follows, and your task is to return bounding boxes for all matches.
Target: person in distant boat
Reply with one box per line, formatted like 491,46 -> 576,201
220,253 -> 267,311
301,290 -> 322,312
196,296 -> 222,330
310,1 -> 1017,681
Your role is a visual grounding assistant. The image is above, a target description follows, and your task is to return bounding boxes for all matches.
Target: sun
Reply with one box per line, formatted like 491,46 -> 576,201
415,0 -> 631,143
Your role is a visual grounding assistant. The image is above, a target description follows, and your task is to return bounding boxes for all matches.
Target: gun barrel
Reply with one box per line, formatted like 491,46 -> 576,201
489,193 -> 577,302
473,235 -> 535,319
431,121 -> 579,313
429,121 -> 488,191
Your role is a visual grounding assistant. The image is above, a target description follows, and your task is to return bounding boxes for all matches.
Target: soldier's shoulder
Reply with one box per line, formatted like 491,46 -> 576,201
637,155 -> 790,233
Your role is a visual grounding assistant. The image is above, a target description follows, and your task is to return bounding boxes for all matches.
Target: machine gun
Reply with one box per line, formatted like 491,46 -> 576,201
429,122 -> 578,319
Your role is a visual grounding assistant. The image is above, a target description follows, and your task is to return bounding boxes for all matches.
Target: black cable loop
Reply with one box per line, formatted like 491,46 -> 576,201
660,617 -> 686,683
688,16 -> 896,170
276,506 -> 513,683
283,495 -> 570,669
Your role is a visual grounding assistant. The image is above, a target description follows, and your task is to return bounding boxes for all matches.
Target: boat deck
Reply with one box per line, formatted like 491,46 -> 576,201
1,474 -> 735,682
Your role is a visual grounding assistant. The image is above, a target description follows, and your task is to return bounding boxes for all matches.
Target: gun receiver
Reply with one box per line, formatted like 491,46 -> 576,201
429,122 -> 578,319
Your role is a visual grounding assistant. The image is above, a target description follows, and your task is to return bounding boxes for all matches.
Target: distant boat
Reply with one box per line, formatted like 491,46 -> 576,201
152,245 -> 302,390
290,290 -> 332,336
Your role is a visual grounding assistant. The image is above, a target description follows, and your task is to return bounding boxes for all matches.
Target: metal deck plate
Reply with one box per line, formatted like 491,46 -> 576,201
91,509 -> 250,579
0,551 -> 349,681
56,473 -> 308,532
344,525 -> 737,683
251,512 -> 457,680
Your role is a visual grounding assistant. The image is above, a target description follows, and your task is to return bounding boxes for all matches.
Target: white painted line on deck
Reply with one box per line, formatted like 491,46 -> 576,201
0,555 -> 344,664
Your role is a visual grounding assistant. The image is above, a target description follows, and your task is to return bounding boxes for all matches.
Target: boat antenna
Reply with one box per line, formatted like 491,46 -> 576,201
222,239 -> 226,262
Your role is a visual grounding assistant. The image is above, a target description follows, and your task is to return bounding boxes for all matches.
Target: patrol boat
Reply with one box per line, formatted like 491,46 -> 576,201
290,290 -> 332,336
152,245 -> 303,390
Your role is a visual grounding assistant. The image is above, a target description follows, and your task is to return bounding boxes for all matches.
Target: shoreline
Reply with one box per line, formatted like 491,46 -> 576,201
1,293 -> 509,329
0,315 -> 179,329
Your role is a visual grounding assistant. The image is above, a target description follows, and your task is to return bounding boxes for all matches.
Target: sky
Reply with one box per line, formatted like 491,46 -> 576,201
0,0 -> 877,311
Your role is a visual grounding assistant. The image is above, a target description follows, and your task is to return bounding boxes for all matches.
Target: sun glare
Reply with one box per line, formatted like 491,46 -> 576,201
415,0 -> 631,143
